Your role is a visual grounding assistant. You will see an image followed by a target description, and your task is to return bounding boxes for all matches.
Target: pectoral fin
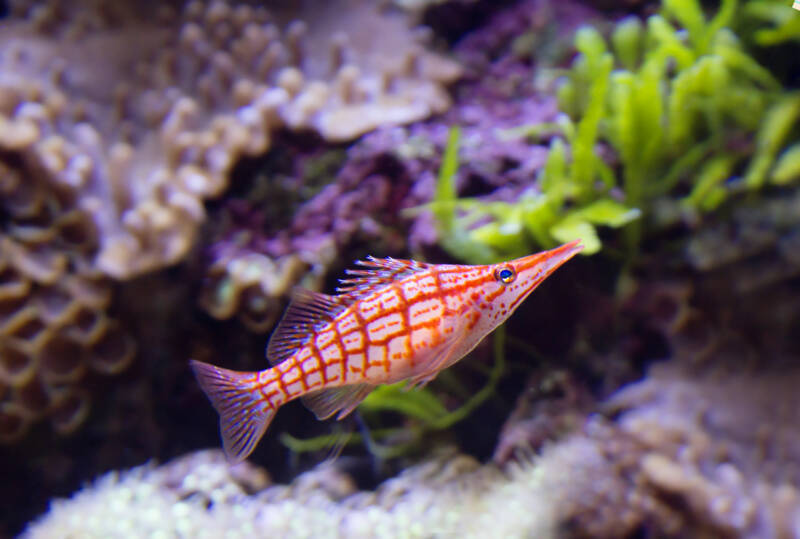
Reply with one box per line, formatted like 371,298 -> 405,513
405,332 -> 467,391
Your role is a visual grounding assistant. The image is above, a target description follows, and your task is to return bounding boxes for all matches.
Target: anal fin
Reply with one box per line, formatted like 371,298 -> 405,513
301,384 -> 373,420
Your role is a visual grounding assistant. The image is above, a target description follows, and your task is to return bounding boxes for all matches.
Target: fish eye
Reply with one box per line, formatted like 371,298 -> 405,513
494,266 -> 516,284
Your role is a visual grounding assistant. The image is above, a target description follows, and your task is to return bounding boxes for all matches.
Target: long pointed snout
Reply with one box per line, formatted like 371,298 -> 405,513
513,239 -> 584,276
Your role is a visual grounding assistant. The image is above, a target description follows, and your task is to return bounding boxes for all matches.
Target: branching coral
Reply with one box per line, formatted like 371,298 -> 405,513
430,0 -> 800,262
597,362 -> 800,536
685,189 -> 800,292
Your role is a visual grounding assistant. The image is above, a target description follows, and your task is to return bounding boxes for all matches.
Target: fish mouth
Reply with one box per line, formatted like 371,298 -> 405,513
507,240 -> 584,309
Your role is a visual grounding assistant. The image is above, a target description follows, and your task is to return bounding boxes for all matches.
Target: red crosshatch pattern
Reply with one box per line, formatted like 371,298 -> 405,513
190,241 -> 584,462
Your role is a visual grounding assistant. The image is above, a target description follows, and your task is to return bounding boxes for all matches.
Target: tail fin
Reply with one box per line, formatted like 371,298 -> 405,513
190,360 -> 277,463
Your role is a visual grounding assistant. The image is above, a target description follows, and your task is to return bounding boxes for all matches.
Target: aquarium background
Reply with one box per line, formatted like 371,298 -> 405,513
1,0 -> 800,536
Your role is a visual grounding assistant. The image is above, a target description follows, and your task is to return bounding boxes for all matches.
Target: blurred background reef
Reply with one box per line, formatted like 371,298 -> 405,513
1,0 -> 799,536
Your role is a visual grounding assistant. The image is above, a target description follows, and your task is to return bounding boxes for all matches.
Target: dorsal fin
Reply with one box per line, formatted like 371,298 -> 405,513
266,289 -> 350,366
267,257 -> 429,366
336,256 -> 430,300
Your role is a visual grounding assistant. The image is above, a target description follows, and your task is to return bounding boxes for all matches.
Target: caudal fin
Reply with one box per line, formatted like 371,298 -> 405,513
190,360 -> 276,463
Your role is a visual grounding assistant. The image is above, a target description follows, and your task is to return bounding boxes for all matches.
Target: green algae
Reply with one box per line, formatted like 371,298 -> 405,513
430,0 -> 800,263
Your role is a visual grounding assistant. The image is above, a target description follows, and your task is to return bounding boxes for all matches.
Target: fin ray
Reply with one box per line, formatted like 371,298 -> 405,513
336,257 -> 430,299
190,360 -> 275,463
406,323 -> 467,390
301,383 -> 373,420
267,289 -> 350,366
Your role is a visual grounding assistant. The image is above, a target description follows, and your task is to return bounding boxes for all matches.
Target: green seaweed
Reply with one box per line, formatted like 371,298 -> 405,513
744,0 -> 800,46
429,0 -> 799,263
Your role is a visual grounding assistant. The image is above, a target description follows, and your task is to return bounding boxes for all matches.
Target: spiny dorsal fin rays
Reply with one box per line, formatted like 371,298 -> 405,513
266,289 -> 351,366
266,257 -> 427,367
336,256 -> 430,298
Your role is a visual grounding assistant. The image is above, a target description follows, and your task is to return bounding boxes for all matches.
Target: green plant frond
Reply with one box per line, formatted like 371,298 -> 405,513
649,141 -> 714,196
667,56 -> 725,148
745,1 -> 800,46
683,154 -> 739,209
469,221 -> 527,259
744,93 -> 800,189
571,51 -> 613,196
495,122 -> 568,142
550,219 -> 601,254
646,15 -> 696,70
570,199 -> 642,228
612,17 -> 644,71
360,384 -> 449,422
430,126 -> 498,264
771,143 -> 800,185
662,0 -> 708,52
713,29 -> 781,91
433,125 -> 462,233
706,0 -> 739,46
540,137 -> 569,195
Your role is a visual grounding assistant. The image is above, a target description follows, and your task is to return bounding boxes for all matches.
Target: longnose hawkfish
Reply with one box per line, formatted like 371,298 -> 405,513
191,240 -> 583,462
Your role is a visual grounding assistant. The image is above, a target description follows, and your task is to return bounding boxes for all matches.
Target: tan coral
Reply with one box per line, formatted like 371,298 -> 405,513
48,386 -> 91,435
199,252 -> 322,333
0,152 -> 135,443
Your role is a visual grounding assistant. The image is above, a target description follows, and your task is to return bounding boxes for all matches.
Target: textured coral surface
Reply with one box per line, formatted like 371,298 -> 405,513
25,360 -> 800,538
0,151 -> 135,444
1,0 -> 459,280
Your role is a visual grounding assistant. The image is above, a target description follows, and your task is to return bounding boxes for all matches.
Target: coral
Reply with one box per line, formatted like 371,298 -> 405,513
18,276 -> 800,539
595,361 -> 800,537
22,446 -> 558,538
429,0 -> 800,263
199,250 -> 318,333
27,361 -> 800,538
197,138 -> 419,331
0,153 -> 134,443
0,0 -> 461,280
686,189 -> 800,289
493,369 -> 592,464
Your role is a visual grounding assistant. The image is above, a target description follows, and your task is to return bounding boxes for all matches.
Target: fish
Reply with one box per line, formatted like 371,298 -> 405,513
191,240 -> 583,462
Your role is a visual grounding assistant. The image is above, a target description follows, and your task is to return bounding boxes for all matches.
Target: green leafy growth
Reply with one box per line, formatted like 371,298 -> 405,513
427,43 -> 638,261
427,0 -> 799,263
744,0 -> 800,46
